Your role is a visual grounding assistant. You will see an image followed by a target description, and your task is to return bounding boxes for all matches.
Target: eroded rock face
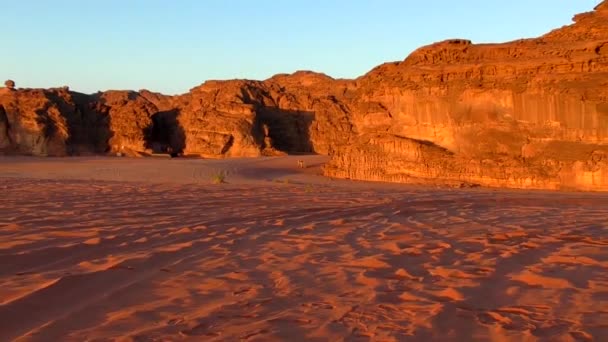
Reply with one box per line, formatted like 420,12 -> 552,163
173,80 -> 263,157
167,72 -> 355,157
0,88 -> 156,156
262,71 -> 356,155
2,2 -> 608,190
325,2 -> 608,190
0,88 -> 72,156
0,73 -> 355,159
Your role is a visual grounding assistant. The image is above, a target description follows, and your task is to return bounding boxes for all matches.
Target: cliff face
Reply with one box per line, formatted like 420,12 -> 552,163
0,88 -> 72,156
325,2 -> 608,191
0,72 -> 355,158
2,2 -> 608,190
0,88 -> 164,157
155,73 -> 355,157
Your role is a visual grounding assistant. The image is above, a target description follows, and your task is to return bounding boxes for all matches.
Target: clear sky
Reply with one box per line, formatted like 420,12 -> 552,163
1,0 -> 602,94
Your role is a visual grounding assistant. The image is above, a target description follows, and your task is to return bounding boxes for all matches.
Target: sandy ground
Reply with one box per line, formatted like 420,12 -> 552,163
1,156 -> 607,341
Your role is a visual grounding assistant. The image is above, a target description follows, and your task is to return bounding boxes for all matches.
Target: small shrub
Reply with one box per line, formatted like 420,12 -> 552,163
212,171 -> 226,184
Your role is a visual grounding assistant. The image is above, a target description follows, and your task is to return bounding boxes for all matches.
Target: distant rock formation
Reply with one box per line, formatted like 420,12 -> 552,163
1,1 -> 607,190
4,80 -> 15,90
0,72 -> 353,158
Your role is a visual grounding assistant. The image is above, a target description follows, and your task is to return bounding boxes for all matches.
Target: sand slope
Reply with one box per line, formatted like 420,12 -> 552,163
1,156 -> 607,341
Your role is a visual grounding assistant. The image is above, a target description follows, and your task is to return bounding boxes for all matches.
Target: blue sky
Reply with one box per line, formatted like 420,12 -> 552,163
1,0 -> 602,94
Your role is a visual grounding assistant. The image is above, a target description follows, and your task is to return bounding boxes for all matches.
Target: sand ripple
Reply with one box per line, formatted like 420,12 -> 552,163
0,157 -> 607,341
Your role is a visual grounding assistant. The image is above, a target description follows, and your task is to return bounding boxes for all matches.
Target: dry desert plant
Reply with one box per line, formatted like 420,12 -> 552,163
212,171 -> 226,184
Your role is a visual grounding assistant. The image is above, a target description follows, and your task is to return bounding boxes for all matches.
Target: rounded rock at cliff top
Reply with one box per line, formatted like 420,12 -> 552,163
4,80 -> 15,89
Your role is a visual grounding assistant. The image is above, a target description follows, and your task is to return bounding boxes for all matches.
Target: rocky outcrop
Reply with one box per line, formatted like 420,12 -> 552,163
0,88 -> 156,156
173,80 -> 263,157
4,80 -> 15,90
262,71 -> 356,155
325,2 -> 608,190
0,88 -> 73,156
166,74 -> 354,157
0,72 -> 355,158
2,1 -> 608,190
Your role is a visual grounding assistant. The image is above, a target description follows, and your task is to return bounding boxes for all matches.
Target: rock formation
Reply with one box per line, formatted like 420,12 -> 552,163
0,73 -> 353,158
4,80 -> 15,90
1,1 -> 608,190
324,2 -> 608,191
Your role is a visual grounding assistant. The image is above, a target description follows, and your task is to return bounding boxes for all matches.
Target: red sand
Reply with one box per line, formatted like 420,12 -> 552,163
1,156 -> 607,341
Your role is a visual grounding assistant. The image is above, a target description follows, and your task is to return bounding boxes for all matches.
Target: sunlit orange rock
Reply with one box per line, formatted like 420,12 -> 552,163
325,2 -> 608,190
1,2 -> 607,190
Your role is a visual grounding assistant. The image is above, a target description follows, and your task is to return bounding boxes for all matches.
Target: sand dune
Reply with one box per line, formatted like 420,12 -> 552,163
1,156 -> 607,341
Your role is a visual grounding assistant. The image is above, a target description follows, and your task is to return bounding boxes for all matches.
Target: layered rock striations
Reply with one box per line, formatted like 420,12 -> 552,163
2,2 -> 608,190
0,72 -> 355,159
325,2 -> 608,190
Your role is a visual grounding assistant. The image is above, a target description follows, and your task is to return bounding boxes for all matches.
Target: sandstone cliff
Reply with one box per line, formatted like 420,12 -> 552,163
0,71 -> 355,158
325,2 -> 608,191
2,2 -> 608,191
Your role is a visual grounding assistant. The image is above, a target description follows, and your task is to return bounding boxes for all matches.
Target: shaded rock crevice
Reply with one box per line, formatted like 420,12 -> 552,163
0,105 -> 12,150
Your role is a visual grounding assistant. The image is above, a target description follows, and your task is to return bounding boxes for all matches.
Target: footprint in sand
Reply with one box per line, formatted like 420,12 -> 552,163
302,302 -> 335,310
180,327 -> 220,337
83,237 -> 101,245
240,329 -> 270,340
233,287 -> 251,296
166,317 -> 185,326
110,265 -> 135,271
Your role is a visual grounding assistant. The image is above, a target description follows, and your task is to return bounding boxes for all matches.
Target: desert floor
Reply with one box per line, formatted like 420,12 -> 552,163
1,156 -> 607,341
